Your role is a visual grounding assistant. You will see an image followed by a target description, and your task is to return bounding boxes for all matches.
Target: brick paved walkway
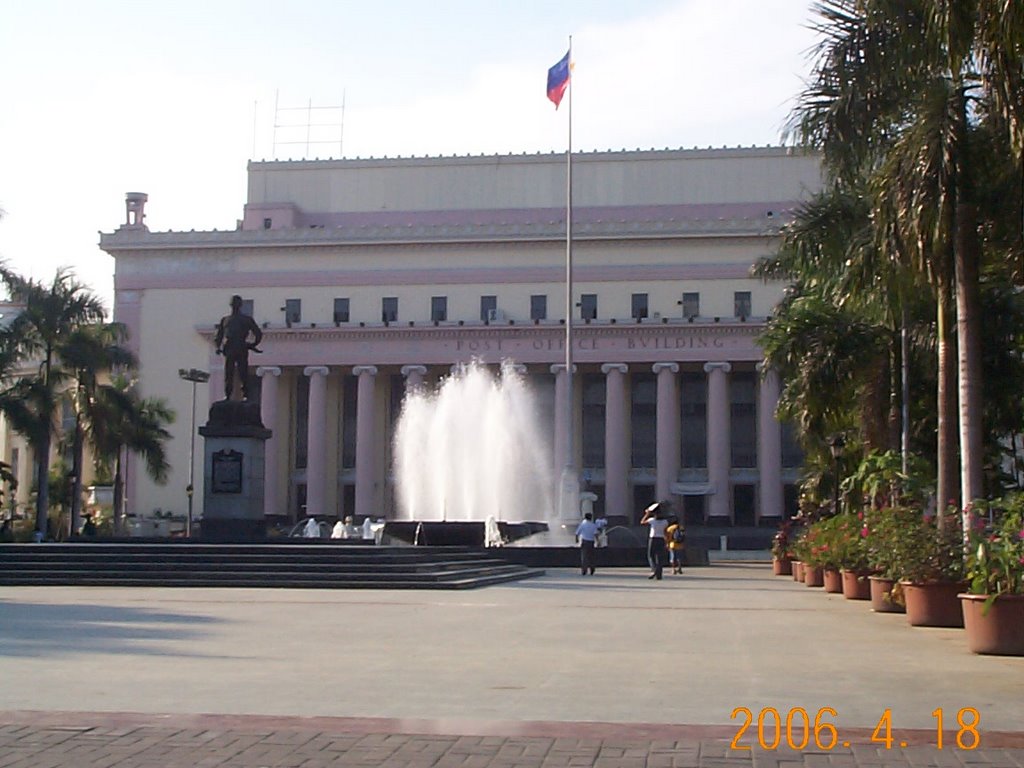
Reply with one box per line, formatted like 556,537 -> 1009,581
3,567 -> 1023,767
2,711 -> 1023,767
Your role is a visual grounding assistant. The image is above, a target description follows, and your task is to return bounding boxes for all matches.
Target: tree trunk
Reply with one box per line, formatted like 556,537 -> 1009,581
936,284 -> 959,523
955,200 -> 984,532
113,449 -> 124,535
70,415 -> 84,537
34,428 -> 51,540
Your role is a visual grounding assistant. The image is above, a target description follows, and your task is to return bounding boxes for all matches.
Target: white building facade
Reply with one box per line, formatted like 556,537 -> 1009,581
100,147 -> 821,529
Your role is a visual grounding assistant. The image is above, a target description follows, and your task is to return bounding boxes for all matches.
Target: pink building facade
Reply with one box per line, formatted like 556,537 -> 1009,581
100,147 -> 820,528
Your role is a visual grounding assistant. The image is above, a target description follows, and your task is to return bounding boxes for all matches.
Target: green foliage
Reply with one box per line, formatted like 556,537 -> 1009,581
865,505 -> 965,584
966,495 -> 1024,598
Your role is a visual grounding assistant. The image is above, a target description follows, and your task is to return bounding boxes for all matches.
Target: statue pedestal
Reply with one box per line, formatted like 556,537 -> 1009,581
198,400 -> 271,542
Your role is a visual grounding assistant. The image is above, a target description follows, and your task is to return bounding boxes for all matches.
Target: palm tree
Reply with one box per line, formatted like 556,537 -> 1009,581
90,374 -> 174,533
59,323 -> 135,535
789,0 -> 1024,532
0,267 -> 106,539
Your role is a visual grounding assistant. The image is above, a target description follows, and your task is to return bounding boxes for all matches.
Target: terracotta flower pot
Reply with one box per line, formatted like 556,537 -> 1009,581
901,581 -> 965,628
803,565 -> 824,587
869,576 -> 905,613
841,570 -> 871,600
823,568 -> 843,593
959,594 -> 1024,656
772,558 -> 792,576
792,561 -> 803,582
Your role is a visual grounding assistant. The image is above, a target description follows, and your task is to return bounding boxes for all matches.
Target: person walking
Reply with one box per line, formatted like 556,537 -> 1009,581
641,501 -> 669,580
575,512 -> 600,575
665,516 -> 686,574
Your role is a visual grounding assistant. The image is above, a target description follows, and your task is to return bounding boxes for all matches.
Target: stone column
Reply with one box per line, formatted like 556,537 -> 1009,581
757,363 -> 784,522
353,365 -> 378,521
704,362 -> 732,521
601,363 -> 629,520
256,366 -> 281,518
303,366 -> 329,518
401,364 -> 427,393
653,363 -> 681,503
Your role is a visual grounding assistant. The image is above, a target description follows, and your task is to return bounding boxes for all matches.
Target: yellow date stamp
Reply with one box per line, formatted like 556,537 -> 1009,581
729,706 -> 981,751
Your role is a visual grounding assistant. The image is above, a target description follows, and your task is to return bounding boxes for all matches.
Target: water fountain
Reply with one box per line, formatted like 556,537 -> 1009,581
387,361 -> 556,546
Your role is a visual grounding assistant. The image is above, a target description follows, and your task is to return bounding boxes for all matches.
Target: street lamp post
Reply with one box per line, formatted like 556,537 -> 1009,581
828,434 -> 846,516
178,368 -> 210,537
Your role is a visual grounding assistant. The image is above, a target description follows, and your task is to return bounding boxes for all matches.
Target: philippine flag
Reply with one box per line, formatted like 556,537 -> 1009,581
547,49 -> 571,109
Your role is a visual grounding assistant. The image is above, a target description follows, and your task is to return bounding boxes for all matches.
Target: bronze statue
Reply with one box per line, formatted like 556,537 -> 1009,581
214,295 -> 263,400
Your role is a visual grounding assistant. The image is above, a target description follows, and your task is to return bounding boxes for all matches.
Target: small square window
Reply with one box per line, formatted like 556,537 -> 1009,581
681,292 -> 699,318
382,297 -> 398,323
333,298 -> 350,323
480,295 -> 497,322
284,299 -> 301,324
263,217 -> 272,230
734,291 -> 752,318
631,293 -> 649,320
431,296 -> 448,322
530,294 -> 547,321
580,294 -> 597,320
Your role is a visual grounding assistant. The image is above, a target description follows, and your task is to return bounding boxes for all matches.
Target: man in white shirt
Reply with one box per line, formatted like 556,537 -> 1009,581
575,512 -> 600,576
641,502 -> 670,580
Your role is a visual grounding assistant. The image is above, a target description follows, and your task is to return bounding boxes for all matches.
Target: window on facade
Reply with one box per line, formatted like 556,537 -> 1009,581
285,298 -> 301,325
431,296 -> 448,322
333,298 -> 350,323
631,293 -> 649,320
581,374 -> 606,468
263,218 -> 272,230
682,292 -> 700,319
382,297 -> 398,322
631,373 -> 657,468
530,294 -> 547,321
580,293 -> 597,320
781,421 -> 803,469
730,371 -> 757,468
480,295 -> 497,322
734,291 -> 752,318
680,371 -> 707,468
241,299 -> 254,317
341,377 -> 358,469
294,375 -> 309,470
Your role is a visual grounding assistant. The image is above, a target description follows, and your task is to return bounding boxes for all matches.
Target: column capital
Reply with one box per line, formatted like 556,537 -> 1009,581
755,361 -> 775,375
352,365 -> 378,377
652,362 -> 679,375
508,363 -> 527,375
400,365 -> 427,377
303,365 -> 329,377
601,363 -> 628,375
703,361 -> 732,374
256,366 -> 282,377
549,363 -> 578,375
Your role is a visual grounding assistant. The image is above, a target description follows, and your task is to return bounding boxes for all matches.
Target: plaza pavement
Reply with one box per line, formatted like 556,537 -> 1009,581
1,563 -> 1022,767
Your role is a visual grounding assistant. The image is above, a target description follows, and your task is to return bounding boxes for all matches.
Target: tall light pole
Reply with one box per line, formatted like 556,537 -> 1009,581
178,368 -> 210,537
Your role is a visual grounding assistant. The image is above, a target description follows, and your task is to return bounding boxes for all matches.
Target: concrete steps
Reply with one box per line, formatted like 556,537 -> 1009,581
0,542 -> 545,590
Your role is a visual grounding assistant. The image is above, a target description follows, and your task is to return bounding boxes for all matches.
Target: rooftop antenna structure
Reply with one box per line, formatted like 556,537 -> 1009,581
272,90 -> 346,159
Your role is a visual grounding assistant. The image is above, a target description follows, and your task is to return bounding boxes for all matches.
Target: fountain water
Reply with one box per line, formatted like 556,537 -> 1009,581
392,361 -> 556,543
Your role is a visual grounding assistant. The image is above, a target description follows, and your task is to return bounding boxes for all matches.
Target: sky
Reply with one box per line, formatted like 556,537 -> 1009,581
0,0 -> 821,311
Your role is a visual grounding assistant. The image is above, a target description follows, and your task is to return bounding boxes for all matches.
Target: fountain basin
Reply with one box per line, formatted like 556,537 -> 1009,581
384,521 -> 548,547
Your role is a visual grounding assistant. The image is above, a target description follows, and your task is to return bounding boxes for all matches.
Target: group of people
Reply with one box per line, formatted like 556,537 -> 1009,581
574,501 -> 685,579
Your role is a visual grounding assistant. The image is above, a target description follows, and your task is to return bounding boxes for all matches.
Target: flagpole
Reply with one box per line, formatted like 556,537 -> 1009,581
563,35 -> 576,520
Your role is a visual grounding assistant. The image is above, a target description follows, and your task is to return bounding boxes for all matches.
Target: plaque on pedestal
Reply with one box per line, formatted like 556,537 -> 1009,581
198,400 -> 271,542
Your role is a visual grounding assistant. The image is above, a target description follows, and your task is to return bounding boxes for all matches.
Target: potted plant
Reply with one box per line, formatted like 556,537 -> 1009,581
795,519 -> 829,588
834,512 -> 871,600
863,507 -> 907,613
771,521 -> 794,575
959,497 -> 1024,655
889,509 -> 965,628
